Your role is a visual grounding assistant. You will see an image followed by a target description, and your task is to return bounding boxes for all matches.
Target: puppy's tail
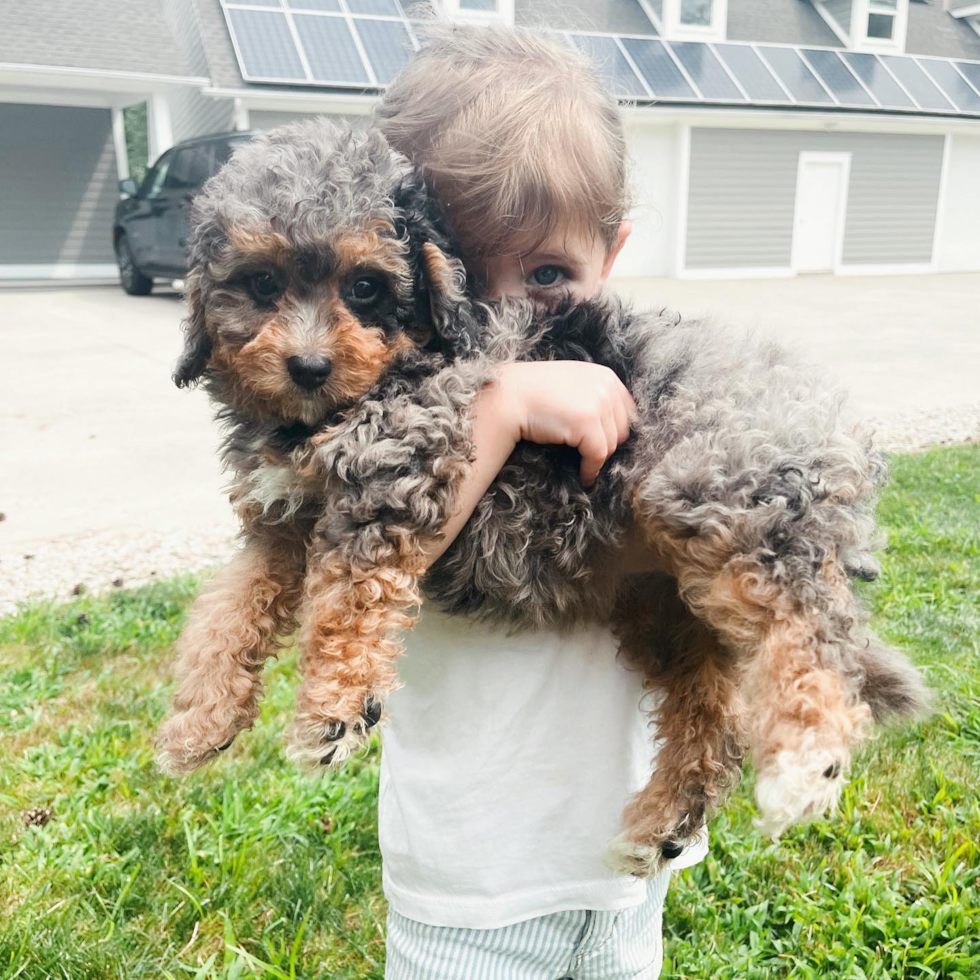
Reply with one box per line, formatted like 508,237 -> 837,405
858,636 -> 933,724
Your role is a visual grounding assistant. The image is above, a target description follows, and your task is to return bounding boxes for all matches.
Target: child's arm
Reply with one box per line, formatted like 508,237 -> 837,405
426,360 -> 636,563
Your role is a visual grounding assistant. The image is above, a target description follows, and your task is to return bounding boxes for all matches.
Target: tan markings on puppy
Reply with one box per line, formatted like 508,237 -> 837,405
334,226 -> 408,282
610,596 -> 745,875
210,317 -> 302,422
155,524 -> 310,773
288,537 -> 428,770
227,227 -> 291,265
328,300 -> 415,403
745,615 -> 872,835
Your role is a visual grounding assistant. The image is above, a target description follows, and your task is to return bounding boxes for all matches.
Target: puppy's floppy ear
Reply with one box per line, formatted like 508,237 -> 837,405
395,177 -> 481,356
173,274 -> 212,388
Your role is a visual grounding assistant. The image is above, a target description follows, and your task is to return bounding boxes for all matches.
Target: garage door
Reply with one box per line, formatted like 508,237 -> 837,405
0,104 -> 120,278
685,128 -> 944,273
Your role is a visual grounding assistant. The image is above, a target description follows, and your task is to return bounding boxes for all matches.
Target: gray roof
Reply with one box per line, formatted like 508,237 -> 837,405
907,0 -> 980,60
0,0 -> 192,77
193,0 -> 245,89
514,0 -> 657,34
728,0 -> 842,46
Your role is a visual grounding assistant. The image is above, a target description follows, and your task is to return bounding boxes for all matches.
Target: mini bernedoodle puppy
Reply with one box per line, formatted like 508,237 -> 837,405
157,120 -> 930,874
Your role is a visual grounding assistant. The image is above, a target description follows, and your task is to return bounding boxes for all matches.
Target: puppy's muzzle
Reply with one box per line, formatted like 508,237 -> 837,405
287,354 -> 332,392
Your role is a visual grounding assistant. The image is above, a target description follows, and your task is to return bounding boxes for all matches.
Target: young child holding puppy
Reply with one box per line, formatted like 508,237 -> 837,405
373,23 -> 707,980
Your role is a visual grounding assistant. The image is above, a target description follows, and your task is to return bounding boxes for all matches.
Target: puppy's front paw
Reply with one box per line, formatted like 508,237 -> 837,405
286,694 -> 385,772
606,822 -> 703,878
156,705 -> 254,774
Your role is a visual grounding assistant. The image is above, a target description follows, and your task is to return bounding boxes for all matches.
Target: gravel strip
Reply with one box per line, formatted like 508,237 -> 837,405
2,405 -> 977,616
0,522 -> 238,617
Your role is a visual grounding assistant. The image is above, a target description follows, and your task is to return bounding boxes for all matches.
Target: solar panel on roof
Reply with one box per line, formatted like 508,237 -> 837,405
227,8 -> 306,80
713,43 -> 790,102
956,60 -> 980,95
758,45 -> 834,104
347,0 -> 403,14
570,35 -> 648,99
287,0 -> 341,10
880,56 -> 954,111
293,14 -> 371,84
839,51 -> 914,108
620,38 -> 697,99
354,17 -> 414,84
917,58 -> 980,112
802,49 -> 876,107
669,41 -> 744,101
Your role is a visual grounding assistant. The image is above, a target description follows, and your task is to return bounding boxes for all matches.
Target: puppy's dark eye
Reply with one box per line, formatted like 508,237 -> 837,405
349,277 -> 383,304
248,271 -> 282,302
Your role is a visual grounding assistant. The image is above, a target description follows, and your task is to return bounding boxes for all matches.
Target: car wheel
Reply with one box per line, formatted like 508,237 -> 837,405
116,234 -> 153,296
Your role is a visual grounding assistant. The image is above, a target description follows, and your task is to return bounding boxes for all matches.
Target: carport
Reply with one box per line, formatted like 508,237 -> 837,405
0,1 -> 209,281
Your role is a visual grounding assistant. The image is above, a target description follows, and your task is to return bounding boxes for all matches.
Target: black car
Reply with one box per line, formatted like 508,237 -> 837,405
113,131 -> 252,295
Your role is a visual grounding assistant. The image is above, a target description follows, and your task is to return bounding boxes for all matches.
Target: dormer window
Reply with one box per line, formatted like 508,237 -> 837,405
866,0 -> 897,41
442,0 -> 514,24
813,0 -> 908,53
661,0 -> 728,41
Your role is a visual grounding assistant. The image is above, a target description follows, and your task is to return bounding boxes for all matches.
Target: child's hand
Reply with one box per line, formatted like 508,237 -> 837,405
495,361 -> 636,486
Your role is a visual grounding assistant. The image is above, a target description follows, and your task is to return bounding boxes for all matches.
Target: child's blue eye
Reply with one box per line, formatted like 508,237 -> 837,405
529,265 -> 566,288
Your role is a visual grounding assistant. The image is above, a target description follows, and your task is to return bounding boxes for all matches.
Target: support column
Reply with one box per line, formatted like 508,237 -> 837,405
111,106 -> 130,181
233,97 -> 250,132
147,93 -> 174,162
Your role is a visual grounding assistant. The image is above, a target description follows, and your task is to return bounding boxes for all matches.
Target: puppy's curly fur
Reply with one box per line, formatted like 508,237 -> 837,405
157,120 -> 930,875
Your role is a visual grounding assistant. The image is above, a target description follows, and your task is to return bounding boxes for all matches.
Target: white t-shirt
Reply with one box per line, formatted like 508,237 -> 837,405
379,605 -> 708,929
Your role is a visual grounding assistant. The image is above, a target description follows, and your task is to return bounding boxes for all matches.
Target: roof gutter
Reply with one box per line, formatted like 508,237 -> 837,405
201,85 -> 378,115
0,63 -> 210,92
621,102 -> 980,132
949,2 -> 980,18
201,85 -> 380,116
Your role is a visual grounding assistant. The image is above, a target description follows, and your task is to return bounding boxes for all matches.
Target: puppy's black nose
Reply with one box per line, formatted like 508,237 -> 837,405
287,354 -> 332,391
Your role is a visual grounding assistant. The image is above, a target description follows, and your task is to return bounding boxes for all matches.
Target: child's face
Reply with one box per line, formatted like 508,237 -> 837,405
479,221 -> 631,306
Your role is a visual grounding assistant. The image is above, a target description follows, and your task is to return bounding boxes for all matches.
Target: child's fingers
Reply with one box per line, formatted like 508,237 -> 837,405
577,426 -> 611,486
612,394 -> 631,445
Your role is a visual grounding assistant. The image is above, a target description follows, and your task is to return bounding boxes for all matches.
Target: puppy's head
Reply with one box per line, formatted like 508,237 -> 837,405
175,120 -> 473,425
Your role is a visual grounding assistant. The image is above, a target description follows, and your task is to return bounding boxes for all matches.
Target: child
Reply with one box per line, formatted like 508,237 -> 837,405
374,23 -> 707,979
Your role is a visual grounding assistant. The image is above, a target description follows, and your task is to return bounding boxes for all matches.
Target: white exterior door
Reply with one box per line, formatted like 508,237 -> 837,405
792,153 -> 850,273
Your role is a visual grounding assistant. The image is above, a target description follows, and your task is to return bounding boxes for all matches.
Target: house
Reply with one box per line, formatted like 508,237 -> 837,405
1,0 -> 979,281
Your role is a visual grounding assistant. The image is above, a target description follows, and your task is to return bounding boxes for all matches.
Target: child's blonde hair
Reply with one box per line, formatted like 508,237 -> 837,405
375,20 -> 629,260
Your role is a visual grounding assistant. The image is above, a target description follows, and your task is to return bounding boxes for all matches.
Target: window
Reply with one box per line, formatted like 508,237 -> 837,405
662,0 -> 727,40
140,150 -> 173,199
442,0 -> 513,23
212,137 -> 249,173
679,0 -> 712,26
867,0 -> 896,40
164,145 -> 213,192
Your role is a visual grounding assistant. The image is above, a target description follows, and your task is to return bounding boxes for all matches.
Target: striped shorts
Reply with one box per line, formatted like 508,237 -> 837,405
384,870 -> 671,980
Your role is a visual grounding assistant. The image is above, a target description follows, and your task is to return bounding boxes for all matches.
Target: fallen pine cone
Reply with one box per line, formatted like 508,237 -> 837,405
22,807 -> 53,828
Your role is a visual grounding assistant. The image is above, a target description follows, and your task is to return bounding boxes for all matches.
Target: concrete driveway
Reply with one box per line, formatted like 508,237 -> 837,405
1,275 -> 978,611
612,272 -> 980,420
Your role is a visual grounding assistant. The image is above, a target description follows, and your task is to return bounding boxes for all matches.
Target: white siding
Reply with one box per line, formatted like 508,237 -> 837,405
248,109 -> 366,132
686,127 -> 944,271
935,133 -> 980,273
161,0 -> 235,141
0,104 -> 118,266
617,121 -> 678,278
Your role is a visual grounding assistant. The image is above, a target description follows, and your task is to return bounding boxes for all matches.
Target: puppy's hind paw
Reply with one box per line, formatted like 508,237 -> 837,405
155,709 -> 248,775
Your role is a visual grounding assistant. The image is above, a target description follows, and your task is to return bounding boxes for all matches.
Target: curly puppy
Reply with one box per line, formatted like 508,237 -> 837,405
157,120 -> 930,875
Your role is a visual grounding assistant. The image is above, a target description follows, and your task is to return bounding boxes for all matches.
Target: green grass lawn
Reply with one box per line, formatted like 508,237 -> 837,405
2,446 -> 978,980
